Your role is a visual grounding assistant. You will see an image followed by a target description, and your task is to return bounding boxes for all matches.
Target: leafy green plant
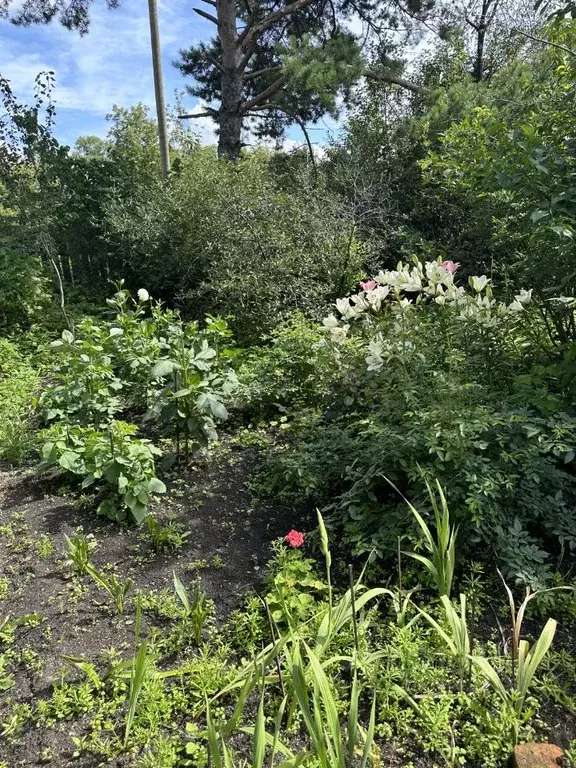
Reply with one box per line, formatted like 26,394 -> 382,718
401,478 -> 457,598
64,530 -> 97,574
86,564 -> 133,614
39,321 -> 122,427
287,639 -> 376,768
173,572 -> 210,646
471,619 -> 557,742
419,594 -> 471,691
143,515 -> 190,552
148,320 -> 236,461
0,339 -> 39,465
39,420 -> 166,523
265,540 -> 327,625
124,595 -> 150,747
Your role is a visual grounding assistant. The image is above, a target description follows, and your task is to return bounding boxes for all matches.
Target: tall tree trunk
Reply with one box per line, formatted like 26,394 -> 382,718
217,0 -> 243,159
219,67 -> 244,158
471,0 -> 500,82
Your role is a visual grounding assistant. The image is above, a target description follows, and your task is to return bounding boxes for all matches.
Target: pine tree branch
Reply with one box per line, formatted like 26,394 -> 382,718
516,28 -> 576,57
243,65 -> 282,80
365,69 -> 430,95
178,109 -> 218,119
240,75 -> 287,111
193,7 -> 218,24
200,0 -> 217,6
240,0 -> 318,50
237,46 -> 256,73
206,52 -> 225,72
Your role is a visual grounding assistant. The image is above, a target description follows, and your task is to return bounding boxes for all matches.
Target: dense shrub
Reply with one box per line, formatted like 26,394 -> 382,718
0,239 -> 50,332
254,259 -> 576,587
105,144 -> 365,342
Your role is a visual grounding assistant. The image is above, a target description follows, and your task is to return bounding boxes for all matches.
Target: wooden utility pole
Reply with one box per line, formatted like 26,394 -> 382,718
148,0 -> 170,179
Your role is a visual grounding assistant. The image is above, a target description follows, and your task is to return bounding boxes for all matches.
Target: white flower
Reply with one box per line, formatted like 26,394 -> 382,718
469,275 -> 489,293
323,314 -> 339,328
330,326 -> 348,342
365,285 -> 390,310
336,298 -> 354,319
366,338 -> 384,371
137,288 -> 150,303
516,289 -> 533,305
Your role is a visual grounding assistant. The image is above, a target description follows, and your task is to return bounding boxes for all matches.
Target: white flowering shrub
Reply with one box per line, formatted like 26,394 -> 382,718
258,259 -> 576,588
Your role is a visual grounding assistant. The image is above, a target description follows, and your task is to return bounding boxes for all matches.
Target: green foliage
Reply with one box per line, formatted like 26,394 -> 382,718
173,572 -> 211,647
237,313 -> 339,418
64,529 -> 97,574
0,239 -> 49,332
420,21 -> 576,297
0,338 -> 39,464
143,516 -> 190,553
39,421 -> 166,523
147,319 -> 237,458
105,144 -> 364,342
265,540 -> 327,624
86,563 -> 133,614
256,259 -> 576,585
40,322 -> 122,426
402,478 -> 458,598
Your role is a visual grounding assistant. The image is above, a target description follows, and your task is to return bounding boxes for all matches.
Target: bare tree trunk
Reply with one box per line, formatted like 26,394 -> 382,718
469,0 -> 501,82
217,0 -> 243,159
473,1 -> 489,81
219,67 -> 244,159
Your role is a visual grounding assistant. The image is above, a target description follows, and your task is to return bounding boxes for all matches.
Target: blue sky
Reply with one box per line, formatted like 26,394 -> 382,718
0,0 -> 337,150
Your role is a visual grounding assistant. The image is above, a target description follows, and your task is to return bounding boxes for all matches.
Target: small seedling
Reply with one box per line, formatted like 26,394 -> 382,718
143,515 -> 190,552
64,530 -> 97,574
86,565 -> 133,615
173,571 -> 210,646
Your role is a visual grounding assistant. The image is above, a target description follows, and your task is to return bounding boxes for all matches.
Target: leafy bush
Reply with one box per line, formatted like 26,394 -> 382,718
146,319 -> 237,458
105,144 -> 365,342
39,322 -> 122,427
255,259 -> 576,586
236,313 -> 340,418
0,240 -> 49,332
420,21 -> 576,297
39,420 -> 166,523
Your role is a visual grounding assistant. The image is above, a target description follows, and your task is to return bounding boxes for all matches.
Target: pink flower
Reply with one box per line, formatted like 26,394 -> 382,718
441,260 -> 460,274
361,280 -> 378,292
284,530 -> 305,548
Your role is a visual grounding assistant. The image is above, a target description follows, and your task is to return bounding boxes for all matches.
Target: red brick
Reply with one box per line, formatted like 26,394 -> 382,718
512,743 -> 564,768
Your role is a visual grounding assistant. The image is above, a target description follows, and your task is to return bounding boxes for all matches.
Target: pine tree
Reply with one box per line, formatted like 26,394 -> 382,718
177,0 -> 433,159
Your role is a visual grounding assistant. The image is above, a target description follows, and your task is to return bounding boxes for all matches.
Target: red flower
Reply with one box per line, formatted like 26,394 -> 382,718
284,529 -> 305,548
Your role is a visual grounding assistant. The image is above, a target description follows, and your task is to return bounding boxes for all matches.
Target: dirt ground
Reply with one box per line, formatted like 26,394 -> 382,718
0,438 -> 311,767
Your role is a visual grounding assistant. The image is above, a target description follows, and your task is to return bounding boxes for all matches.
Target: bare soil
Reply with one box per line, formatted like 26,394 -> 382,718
0,438 -> 311,767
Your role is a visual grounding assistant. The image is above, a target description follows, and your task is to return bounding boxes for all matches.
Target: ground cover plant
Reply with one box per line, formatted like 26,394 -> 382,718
1,10 -> 576,767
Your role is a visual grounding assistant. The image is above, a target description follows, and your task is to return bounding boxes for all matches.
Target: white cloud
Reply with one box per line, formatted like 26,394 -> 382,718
0,0 -> 213,141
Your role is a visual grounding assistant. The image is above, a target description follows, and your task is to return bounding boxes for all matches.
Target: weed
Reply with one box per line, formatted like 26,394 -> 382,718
64,529 -> 97,574
143,515 -> 190,552
86,564 -> 133,614
173,572 -> 210,646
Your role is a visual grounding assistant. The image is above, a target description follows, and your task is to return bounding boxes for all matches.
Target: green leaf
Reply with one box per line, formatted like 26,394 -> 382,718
209,397 -> 228,420
148,477 -> 166,494
173,388 -> 193,398
152,359 -> 179,378
173,571 -> 190,614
